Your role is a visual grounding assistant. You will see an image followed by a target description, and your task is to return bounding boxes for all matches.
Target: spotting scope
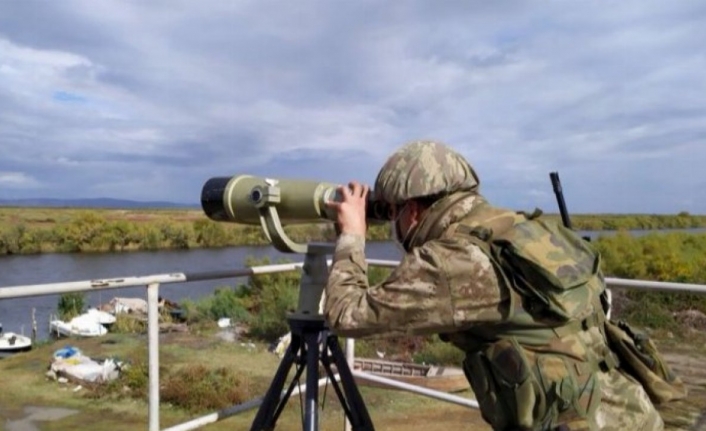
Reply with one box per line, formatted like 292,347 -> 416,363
201,174 -> 391,225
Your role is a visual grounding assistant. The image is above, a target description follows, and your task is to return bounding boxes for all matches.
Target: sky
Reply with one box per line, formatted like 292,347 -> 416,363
0,1 -> 704,214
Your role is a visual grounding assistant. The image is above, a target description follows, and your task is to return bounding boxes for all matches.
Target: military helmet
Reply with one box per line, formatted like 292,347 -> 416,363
373,140 -> 480,204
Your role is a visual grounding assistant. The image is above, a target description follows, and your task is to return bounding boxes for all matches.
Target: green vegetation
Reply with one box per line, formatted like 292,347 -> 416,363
1,206 -> 706,255
0,207 -> 391,254
567,212 -> 706,231
181,257 -> 302,340
110,313 -> 147,334
161,364 -> 256,412
593,231 -> 706,330
57,292 -> 86,321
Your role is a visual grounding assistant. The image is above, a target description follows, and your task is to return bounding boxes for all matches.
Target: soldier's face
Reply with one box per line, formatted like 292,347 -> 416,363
390,203 -> 408,244
391,201 -> 421,247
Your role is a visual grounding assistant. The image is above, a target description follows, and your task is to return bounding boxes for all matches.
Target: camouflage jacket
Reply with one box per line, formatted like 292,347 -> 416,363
324,192 -> 506,338
324,191 -> 617,429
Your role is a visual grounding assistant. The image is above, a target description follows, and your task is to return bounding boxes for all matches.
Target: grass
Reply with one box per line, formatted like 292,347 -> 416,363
2,320 -> 705,430
0,330 -> 488,431
0,207 -> 203,228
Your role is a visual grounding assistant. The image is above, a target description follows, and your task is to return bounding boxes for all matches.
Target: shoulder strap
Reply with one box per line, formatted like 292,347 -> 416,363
454,201 -> 527,242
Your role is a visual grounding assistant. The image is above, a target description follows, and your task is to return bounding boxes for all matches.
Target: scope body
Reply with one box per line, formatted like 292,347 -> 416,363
201,175 -> 390,225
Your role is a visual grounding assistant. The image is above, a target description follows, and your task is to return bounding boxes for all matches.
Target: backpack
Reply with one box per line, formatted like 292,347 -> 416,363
460,205 -> 688,404
458,207 -> 602,323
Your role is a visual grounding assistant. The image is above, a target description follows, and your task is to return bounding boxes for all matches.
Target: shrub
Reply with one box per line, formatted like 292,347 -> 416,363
122,356 -> 151,399
246,276 -> 299,341
621,297 -> 679,331
111,313 -> 146,334
412,336 -> 465,366
161,364 -> 255,412
595,232 -> 706,331
57,292 -> 85,321
181,286 -> 250,324
193,219 -> 229,247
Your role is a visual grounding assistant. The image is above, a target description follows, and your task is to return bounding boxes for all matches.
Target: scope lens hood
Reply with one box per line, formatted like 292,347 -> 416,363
201,176 -> 232,221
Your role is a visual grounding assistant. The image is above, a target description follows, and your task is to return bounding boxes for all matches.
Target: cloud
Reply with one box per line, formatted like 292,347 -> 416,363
0,172 -> 40,188
0,1 -> 704,212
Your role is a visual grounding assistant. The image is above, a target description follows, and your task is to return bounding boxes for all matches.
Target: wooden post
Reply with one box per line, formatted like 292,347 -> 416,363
32,307 -> 37,341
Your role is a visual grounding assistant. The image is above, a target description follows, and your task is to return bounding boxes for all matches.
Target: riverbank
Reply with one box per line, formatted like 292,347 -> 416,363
2,206 -> 706,256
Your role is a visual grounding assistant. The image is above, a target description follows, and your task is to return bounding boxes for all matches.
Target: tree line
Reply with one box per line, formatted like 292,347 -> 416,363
1,209 -> 705,255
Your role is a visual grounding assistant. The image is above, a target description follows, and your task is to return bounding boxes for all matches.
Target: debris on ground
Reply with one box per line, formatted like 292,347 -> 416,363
46,345 -> 123,384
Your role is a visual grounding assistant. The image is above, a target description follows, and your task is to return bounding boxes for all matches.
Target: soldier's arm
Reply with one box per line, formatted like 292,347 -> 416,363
324,233 -> 508,338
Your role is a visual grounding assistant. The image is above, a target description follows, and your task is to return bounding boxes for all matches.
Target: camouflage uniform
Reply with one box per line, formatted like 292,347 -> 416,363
324,141 -> 663,430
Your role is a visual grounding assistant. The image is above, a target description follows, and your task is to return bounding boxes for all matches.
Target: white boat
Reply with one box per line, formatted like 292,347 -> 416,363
50,315 -> 108,338
0,324 -> 33,353
84,308 -> 117,327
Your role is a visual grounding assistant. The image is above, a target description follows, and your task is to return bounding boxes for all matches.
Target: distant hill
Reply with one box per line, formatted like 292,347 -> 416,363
0,198 -> 199,209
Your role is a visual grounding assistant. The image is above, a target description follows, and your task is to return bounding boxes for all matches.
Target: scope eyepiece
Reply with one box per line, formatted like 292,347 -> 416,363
250,189 -> 262,204
365,196 -> 391,222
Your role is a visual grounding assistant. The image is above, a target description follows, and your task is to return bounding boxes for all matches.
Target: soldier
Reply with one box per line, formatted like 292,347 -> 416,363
324,140 -> 663,430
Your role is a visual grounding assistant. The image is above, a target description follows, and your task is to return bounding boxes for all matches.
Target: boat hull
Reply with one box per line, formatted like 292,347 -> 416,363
351,358 -> 470,393
0,333 -> 33,354
49,319 -> 108,338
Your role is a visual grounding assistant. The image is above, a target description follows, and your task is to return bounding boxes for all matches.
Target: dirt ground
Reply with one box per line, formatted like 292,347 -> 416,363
657,348 -> 706,430
6,368 -> 700,431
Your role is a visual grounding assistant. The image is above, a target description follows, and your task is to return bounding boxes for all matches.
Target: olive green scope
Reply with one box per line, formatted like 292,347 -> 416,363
201,175 -> 391,225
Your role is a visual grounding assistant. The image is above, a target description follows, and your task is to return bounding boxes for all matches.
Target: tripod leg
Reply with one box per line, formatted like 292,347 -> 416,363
250,334 -> 302,431
321,335 -> 376,431
303,328 -> 322,431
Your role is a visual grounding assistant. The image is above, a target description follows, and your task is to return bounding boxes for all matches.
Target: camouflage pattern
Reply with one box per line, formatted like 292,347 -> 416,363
373,140 -> 480,204
324,189 -> 664,430
594,368 -> 664,430
604,320 -> 688,405
453,200 -> 608,326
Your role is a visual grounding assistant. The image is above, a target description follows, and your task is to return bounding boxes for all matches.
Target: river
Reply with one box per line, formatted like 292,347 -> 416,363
0,242 -> 402,340
1,228 -> 704,341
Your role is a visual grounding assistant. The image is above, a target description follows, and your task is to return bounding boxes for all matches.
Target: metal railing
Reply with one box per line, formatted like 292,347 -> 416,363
1,258 -> 705,431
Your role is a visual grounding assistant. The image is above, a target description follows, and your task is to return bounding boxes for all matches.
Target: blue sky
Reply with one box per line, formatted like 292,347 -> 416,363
0,1 -> 704,213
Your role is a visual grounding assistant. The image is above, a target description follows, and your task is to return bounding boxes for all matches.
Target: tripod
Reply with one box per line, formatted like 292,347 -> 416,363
249,244 -> 375,431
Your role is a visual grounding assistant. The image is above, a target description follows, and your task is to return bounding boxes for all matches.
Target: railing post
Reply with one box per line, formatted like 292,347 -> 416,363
147,282 -> 160,431
344,337 -> 355,431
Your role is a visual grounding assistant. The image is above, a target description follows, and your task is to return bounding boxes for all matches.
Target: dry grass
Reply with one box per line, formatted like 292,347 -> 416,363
0,207 -> 202,229
0,330 -> 488,431
2,328 -> 704,431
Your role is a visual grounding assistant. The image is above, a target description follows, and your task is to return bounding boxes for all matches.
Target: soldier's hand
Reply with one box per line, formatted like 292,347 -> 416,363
326,181 -> 368,237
